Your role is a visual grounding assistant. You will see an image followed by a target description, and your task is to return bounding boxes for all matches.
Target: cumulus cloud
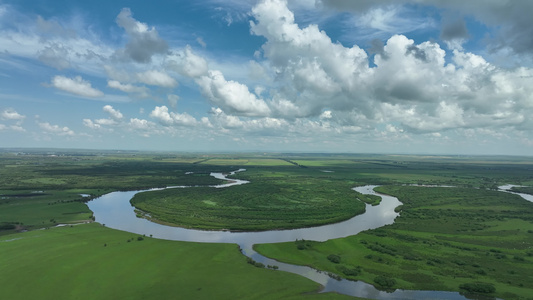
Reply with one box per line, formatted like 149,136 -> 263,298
38,121 -> 75,136
320,0 -> 533,60
128,118 -> 160,137
246,0 -> 533,137
197,70 -> 271,117
149,105 -> 198,127
1,108 -> 26,123
83,119 -> 101,129
114,8 -> 168,63
103,105 -> 123,121
50,75 -> 104,98
83,105 -> 124,130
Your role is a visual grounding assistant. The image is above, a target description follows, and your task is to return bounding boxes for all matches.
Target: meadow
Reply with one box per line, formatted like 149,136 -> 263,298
1,149 -> 533,299
255,186 -> 533,299
0,223 -> 355,300
130,167 -> 366,231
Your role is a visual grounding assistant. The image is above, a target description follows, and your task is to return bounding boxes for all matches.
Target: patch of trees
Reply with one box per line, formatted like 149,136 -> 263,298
366,242 -> 397,256
279,158 -> 307,168
337,265 -> 361,277
295,239 -> 312,250
459,282 -> 495,294
373,275 -> 396,288
246,257 -> 265,268
0,222 -> 17,230
327,254 -> 341,264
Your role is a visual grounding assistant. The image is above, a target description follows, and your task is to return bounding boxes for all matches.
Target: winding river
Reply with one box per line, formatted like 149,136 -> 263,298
86,170 -> 508,300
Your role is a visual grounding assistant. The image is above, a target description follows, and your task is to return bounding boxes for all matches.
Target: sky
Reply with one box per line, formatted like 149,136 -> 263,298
1,0 -> 533,155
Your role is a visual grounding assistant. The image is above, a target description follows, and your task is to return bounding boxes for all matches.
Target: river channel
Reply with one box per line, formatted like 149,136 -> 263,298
87,170 -> 501,299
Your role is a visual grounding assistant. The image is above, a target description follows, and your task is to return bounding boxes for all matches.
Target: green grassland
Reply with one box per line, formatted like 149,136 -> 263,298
255,186 -> 533,300
2,149 -> 533,299
0,190 -> 94,232
130,171 -> 365,230
0,223 -> 354,300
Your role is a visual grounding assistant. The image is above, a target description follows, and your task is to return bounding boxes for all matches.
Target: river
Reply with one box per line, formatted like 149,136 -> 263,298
86,170 -> 514,299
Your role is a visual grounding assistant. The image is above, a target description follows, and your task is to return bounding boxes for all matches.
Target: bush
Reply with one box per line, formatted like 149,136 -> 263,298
295,239 -> 311,250
337,265 -> 360,276
459,282 -> 495,294
327,254 -> 341,264
0,223 -> 16,230
373,275 -> 396,288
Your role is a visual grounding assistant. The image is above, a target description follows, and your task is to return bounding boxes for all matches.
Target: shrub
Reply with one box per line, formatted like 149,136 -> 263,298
337,265 -> 360,276
327,254 -> 341,264
373,275 -> 396,288
459,282 -> 495,294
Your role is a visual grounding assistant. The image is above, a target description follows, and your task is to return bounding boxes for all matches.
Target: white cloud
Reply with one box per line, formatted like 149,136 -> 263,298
128,118 -> 160,137
83,119 -> 101,129
50,75 -> 104,98
102,105 -> 123,121
246,0 -> 533,137
38,121 -> 75,136
1,108 -> 26,123
149,106 -> 198,127
129,118 -> 155,130
319,110 -> 332,119
196,70 -> 271,117
136,70 -> 177,88
107,80 -> 149,97
166,46 -> 209,78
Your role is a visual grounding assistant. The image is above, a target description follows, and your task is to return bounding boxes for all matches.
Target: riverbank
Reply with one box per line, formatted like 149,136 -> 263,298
256,185 -> 533,300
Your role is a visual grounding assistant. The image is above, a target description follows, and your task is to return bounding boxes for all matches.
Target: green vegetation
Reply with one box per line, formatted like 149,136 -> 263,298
0,190 -> 94,232
0,223 -> 351,300
2,149 -> 533,299
354,192 -> 381,206
0,150 -> 231,234
511,186 -> 533,195
255,186 -> 533,300
130,170 -> 365,231
459,282 -> 496,294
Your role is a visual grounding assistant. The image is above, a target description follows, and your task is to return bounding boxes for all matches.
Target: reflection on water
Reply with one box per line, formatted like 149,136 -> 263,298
87,173 -> 480,300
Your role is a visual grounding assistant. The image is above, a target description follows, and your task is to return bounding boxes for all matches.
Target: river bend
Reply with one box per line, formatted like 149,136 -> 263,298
87,170 -> 504,300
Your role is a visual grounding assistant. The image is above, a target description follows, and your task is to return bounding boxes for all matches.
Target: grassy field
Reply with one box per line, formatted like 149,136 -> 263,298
255,186 -> 533,300
0,223 -> 357,300
0,189 -> 94,232
131,167 -> 365,231
2,149 -> 533,299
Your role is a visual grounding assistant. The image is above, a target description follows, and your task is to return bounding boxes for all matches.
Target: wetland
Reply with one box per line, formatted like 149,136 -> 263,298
1,149 -> 533,299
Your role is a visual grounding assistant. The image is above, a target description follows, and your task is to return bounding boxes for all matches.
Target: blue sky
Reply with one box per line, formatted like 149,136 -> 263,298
1,0 -> 533,155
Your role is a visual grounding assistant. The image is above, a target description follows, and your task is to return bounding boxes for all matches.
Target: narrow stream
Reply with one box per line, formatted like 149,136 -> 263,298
85,171 -> 518,299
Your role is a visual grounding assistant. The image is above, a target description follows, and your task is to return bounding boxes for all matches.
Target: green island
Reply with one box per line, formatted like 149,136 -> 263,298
1,149 -> 533,299
130,167 -> 365,231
